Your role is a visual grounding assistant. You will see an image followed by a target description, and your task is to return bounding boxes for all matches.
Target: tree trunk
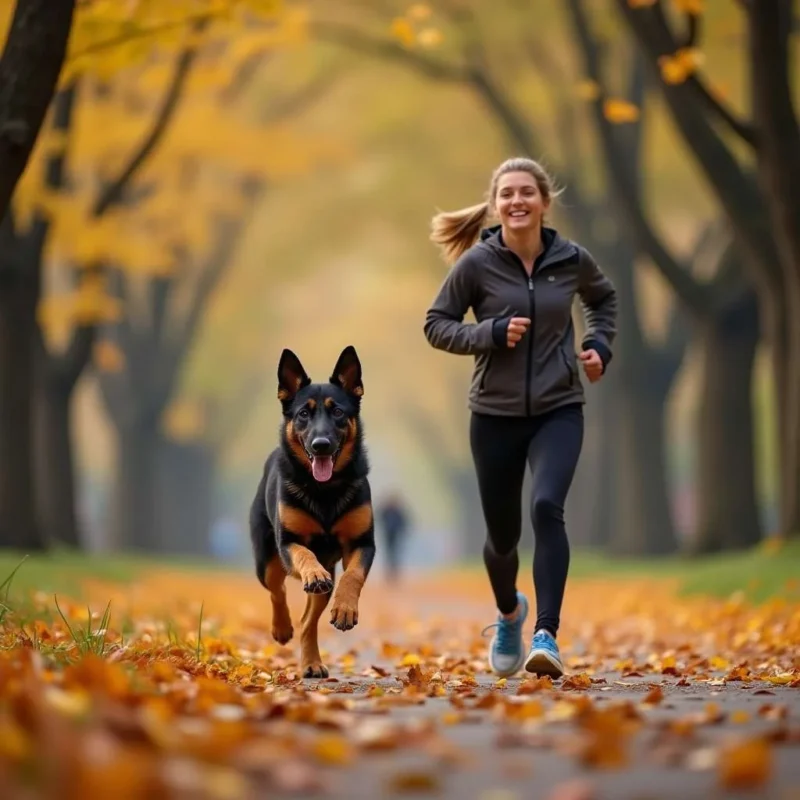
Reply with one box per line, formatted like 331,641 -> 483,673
749,1 -> 800,540
612,368 -> 678,556
35,377 -> 79,547
0,0 -> 77,220
579,374 -> 616,549
114,419 -> 161,552
690,289 -> 761,553
0,283 -> 43,550
156,439 -> 215,557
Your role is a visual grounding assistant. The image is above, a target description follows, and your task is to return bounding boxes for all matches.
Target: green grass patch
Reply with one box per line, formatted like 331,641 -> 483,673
0,547 -> 237,603
459,539 -> 800,605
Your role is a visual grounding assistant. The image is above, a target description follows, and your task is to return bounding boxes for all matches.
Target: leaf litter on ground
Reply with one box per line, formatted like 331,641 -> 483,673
0,563 -> 797,798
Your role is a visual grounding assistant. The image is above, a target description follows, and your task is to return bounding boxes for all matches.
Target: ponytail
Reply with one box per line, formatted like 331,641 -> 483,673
430,201 -> 490,265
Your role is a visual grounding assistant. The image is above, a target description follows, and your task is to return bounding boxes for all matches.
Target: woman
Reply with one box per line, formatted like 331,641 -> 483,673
423,157 -> 617,679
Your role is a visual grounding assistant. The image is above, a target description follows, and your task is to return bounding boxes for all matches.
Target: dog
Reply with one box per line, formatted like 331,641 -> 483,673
249,345 -> 375,678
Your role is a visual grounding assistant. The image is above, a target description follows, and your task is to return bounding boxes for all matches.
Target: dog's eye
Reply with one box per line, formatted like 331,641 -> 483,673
297,408 -> 310,420
332,407 -> 344,418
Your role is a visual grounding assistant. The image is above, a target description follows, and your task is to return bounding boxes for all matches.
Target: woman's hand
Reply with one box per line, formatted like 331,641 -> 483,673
506,317 -> 531,348
579,349 -> 604,382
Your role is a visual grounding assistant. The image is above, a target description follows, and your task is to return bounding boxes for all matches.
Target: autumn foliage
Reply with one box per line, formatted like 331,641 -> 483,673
0,563 -> 797,798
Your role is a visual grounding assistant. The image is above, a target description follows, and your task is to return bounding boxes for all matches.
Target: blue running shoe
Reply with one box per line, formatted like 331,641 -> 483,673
524,628 -> 564,678
481,592 -> 529,678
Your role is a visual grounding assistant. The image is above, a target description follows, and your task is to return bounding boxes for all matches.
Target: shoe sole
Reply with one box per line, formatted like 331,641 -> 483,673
524,650 -> 564,679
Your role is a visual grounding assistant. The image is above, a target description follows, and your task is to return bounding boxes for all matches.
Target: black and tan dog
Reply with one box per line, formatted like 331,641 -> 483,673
249,345 -> 375,678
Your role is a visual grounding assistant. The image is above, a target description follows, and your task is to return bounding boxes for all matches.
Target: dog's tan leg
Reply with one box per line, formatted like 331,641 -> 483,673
284,543 -> 334,594
329,548 -> 368,631
301,587 -> 333,678
265,554 -> 293,644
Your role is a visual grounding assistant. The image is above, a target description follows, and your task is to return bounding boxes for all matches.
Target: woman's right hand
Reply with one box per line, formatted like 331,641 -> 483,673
506,317 -> 531,348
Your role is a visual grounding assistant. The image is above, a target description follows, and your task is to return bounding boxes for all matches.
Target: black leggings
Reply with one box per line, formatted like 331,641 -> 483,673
469,404 -> 584,636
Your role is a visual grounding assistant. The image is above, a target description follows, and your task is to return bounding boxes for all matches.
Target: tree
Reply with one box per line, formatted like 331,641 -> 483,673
567,0 -> 762,552
91,77 -> 344,551
0,0 -> 302,550
0,0 -> 78,549
613,0 -> 800,538
32,40 -> 202,549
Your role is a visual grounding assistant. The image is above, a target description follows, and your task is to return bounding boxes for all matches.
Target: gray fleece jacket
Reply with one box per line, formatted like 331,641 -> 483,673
423,225 -> 617,417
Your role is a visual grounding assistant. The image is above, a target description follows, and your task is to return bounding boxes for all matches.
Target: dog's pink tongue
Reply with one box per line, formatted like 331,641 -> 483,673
311,455 -> 334,482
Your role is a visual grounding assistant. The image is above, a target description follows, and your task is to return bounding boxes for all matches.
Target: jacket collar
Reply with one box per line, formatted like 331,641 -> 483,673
478,224 -> 577,267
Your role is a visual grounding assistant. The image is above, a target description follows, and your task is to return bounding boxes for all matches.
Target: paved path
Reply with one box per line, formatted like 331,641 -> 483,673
77,566 -> 800,800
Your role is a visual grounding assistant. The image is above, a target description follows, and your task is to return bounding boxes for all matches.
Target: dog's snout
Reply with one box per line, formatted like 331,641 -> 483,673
310,437 -> 333,455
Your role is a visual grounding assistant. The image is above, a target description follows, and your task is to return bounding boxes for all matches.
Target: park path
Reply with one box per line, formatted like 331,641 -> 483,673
1,563 -> 798,799
75,562 -> 800,800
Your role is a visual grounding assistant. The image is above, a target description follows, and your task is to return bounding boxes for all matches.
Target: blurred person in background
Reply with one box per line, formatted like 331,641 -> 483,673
376,491 -> 411,584
423,157 -> 617,679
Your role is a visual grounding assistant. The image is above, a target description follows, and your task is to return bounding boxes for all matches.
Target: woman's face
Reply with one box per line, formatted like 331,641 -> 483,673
494,171 -> 549,234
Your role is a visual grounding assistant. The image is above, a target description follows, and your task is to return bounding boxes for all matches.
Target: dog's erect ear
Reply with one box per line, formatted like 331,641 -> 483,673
330,345 -> 363,398
277,349 -> 311,403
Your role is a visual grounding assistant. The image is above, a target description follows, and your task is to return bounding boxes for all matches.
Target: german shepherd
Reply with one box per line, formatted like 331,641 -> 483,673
249,345 -> 375,678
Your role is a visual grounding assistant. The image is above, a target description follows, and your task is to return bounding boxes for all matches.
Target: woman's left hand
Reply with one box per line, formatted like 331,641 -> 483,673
579,349 -> 604,383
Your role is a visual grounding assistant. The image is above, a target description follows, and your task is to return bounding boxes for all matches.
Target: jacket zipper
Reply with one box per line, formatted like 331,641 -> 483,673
506,245 -> 574,416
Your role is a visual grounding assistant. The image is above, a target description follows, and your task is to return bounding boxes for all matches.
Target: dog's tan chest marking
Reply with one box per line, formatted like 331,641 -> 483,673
332,502 -> 373,541
279,501 -> 324,537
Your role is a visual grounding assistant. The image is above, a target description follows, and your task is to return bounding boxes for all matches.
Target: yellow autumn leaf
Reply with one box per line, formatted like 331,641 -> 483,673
673,0 -> 704,14
603,98 -> 641,123
0,718 -> 32,762
311,733 -> 356,766
390,17 -> 416,47
718,738 -> 773,789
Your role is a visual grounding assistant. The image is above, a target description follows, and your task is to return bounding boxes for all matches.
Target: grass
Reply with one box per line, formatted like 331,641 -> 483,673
0,547 -> 237,603
462,539 -> 800,605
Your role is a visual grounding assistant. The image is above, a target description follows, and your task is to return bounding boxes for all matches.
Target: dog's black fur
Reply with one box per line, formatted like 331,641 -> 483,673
249,345 -> 375,678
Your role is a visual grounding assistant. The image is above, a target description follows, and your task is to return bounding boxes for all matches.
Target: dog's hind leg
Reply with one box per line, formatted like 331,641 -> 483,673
300,564 -> 336,678
264,554 -> 294,645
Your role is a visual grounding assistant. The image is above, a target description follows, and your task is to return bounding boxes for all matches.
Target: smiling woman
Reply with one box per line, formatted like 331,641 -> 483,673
423,156 -> 618,682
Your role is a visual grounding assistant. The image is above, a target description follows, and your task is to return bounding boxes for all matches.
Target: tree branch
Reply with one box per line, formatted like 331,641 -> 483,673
310,20 -> 470,82
614,0 -> 779,291
259,64 -> 347,125
92,23 -> 205,218
569,0 -> 711,317
67,11 -> 222,62
652,1 -> 757,146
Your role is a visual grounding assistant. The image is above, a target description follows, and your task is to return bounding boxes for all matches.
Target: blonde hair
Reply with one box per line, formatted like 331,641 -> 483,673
430,157 -> 562,264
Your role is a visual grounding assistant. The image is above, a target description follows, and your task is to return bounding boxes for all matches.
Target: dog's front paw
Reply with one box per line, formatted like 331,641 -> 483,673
330,597 -> 359,631
301,567 -> 333,594
303,660 -> 329,679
